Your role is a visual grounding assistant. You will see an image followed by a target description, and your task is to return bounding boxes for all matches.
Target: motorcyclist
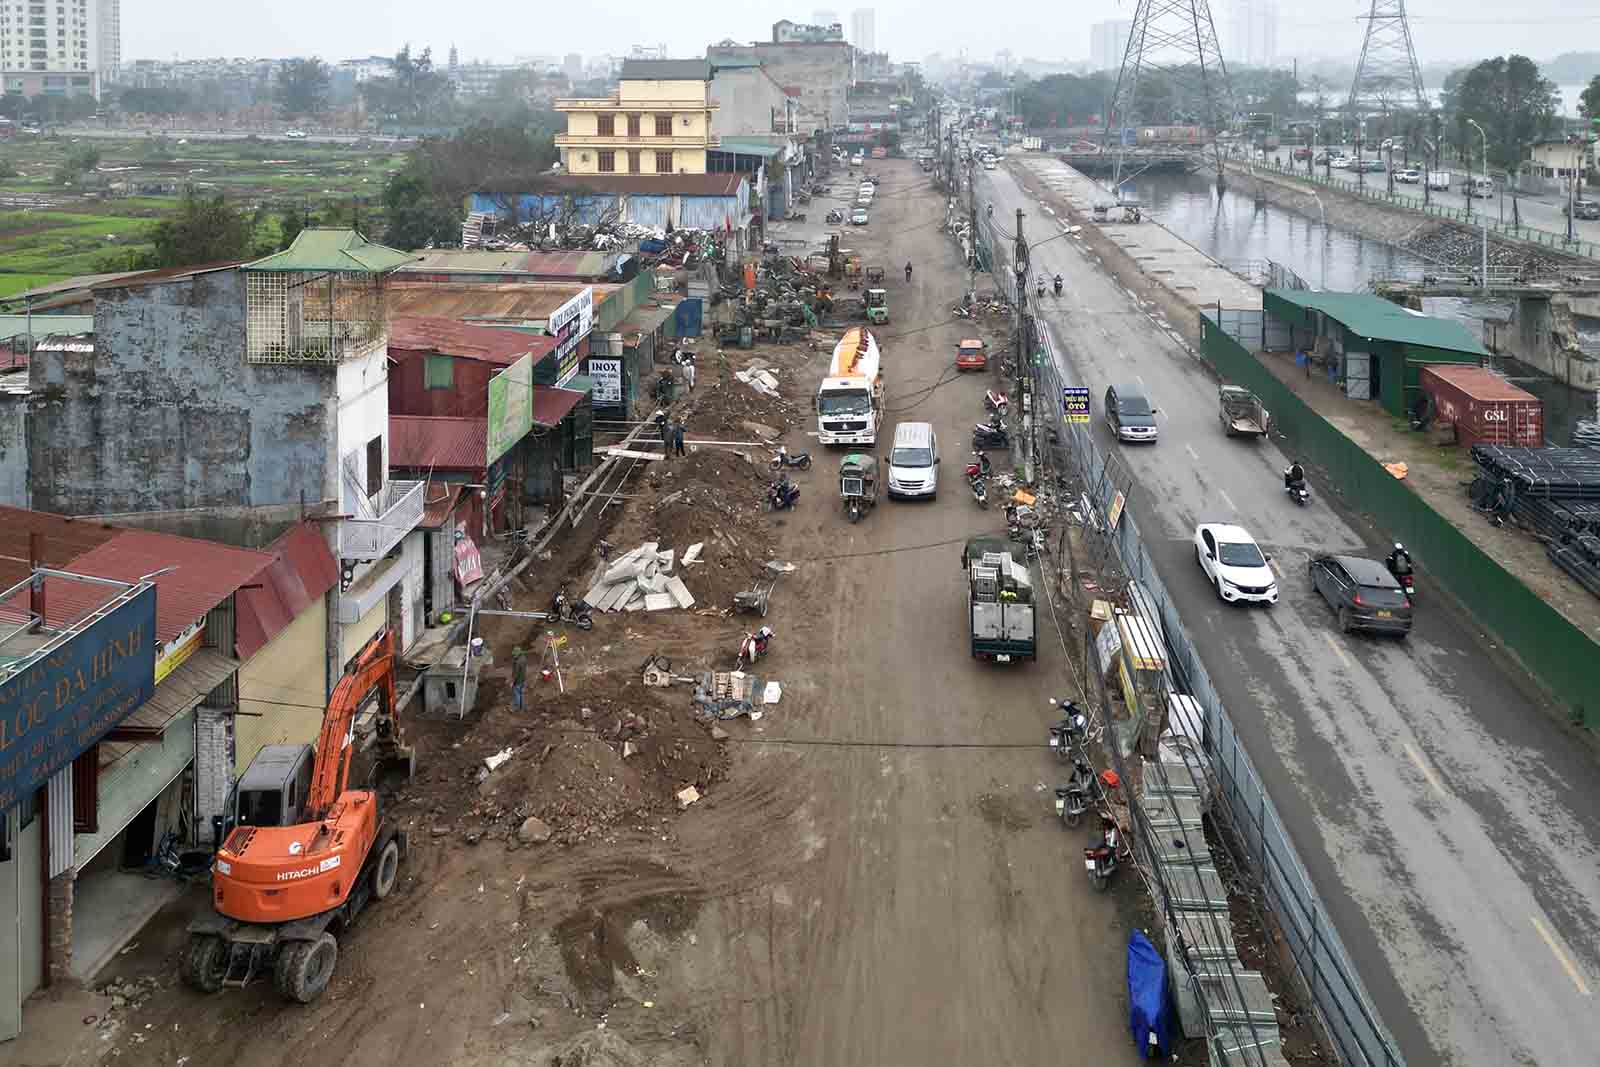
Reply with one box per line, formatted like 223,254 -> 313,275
905,261 -> 913,283
1284,460 -> 1306,490
1053,273 -> 1063,295
1387,542 -> 1413,578
1036,275 -> 1046,296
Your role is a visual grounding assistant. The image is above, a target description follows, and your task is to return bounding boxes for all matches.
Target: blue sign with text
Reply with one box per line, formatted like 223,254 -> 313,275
1062,386 -> 1091,423
0,584 -> 156,812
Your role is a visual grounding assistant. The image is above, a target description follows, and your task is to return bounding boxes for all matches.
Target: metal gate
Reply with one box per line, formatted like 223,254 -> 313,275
1344,351 -> 1372,400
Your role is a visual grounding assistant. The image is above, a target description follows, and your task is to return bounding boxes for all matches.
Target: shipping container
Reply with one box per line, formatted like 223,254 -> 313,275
1419,365 -> 1544,448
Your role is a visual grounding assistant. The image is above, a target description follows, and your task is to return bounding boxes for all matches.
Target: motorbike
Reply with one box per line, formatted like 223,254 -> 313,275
791,211 -> 807,223
1047,699 -> 1089,758
972,414 -> 1010,451
825,209 -> 844,224
1283,467 -> 1310,506
963,451 -> 993,482
1084,816 -> 1121,891
1054,759 -> 1096,828
1387,556 -> 1416,597
984,390 -> 1009,418
952,304 -> 973,319
770,445 -> 813,471
737,625 -> 775,667
1036,278 -> 1046,298
795,190 -> 811,203
548,588 -> 595,631
1053,275 -> 1063,296
969,475 -> 989,509
766,476 -> 801,512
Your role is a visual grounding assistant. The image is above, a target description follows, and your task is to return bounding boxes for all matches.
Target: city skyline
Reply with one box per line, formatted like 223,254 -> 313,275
116,0 -> 1599,71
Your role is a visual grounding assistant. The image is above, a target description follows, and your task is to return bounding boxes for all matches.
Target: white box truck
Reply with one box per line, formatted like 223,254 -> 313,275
1425,171 -> 1451,191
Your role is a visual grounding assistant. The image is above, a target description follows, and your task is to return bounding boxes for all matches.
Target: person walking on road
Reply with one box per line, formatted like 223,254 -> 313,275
510,645 -> 528,711
655,410 -> 671,457
679,349 -> 696,391
904,261 -> 913,283
672,422 -> 687,457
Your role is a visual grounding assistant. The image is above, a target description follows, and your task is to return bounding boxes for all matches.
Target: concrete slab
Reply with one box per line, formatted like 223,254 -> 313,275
664,575 -> 696,609
71,868 -> 182,982
682,542 -> 704,565
1016,156 -> 1263,310
643,593 -> 676,611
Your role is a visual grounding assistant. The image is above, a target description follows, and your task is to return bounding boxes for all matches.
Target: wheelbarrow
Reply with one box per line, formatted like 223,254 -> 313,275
733,561 -> 793,616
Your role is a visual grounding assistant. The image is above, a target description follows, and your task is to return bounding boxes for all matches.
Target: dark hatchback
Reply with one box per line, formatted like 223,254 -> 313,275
1309,554 -> 1413,637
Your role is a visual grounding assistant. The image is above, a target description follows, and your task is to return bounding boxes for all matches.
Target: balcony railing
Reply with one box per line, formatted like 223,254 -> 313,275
554,133 -> 719,149
337,479 -> 424,561
556,96 -> 718,111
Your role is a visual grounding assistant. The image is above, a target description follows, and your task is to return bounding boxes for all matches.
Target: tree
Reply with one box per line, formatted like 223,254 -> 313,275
381,170 -> 460,250
143,187 -> 267,268
360,45 -> 455,125
1581,74 -> 1600,122
1016,72 -> 1114,127
276,204 -> 317,251
277,58 -> 331,116
116,86 -> 192,116
1446,55 -> 1559,172
53,145 -> 101,185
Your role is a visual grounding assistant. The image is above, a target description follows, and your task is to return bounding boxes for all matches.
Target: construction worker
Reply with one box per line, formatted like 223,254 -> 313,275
679,349 -> 697,391
510,645 -> 528,711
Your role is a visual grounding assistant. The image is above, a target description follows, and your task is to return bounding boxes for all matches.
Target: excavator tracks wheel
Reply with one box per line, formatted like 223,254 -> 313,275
275,933 -> 338,1004
372,836 -> 401,900
182,933 -> 227,993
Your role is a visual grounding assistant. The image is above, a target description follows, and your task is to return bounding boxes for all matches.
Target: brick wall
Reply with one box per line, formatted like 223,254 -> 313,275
194,705 -> 235,845
46,870 -> 72,985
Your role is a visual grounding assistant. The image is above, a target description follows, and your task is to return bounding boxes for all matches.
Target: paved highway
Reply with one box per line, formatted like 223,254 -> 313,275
1264,146 -> 1600,248
47,125 -> 411,145
983,164 -> 1600,1067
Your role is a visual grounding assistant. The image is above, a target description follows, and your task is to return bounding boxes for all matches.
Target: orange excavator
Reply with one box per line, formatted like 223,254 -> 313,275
183,629 -> 414,1003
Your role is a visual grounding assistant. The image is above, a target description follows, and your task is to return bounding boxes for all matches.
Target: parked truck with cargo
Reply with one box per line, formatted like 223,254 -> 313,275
816,327 -> 884,446
1218,384 -> 1270,439
1426,171 -> 1451,191
963,539 -> 1036,662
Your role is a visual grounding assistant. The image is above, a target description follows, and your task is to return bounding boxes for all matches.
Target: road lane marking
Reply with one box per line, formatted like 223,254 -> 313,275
1322,633 -> 1352,669
1529,913 -> 1592,996
1218,489 -> 1237,512
1185,443 -> 1200,461
1402,743 -> 1447,798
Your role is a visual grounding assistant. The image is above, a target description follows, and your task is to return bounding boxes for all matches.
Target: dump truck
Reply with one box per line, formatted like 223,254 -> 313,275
964,538 -> 1036,662
816,327 -> 884,446
1218,384 -> 1269,439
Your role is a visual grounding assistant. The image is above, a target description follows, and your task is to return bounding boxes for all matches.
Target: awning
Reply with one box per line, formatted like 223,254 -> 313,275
531,385 -> 584,428
103,648 -> 239,748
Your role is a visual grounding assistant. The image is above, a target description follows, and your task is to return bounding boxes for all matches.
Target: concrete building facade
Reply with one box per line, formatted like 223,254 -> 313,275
0,0 -> 103,97
555,59 -> 720,176
706,40 -> 853,133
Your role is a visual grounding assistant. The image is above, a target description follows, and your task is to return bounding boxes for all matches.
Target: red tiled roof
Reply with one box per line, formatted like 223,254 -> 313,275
66,530 -> 274,643
388,316 -> 555,366
531,385 -> 584,428
234,521 -> 339,660
389,414 -> 488,471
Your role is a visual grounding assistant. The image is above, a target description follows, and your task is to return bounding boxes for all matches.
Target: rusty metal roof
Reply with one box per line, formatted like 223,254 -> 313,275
531,385 -> 585,428
388,316 -> 555,366
89,261 -> 245,292
234,521 -> 338,660
66,529 -> 274,642
389,414 -> 488,471
399,250 -> 621,280
419,480 -> 467,529
386,282 -> 610,323
0,506 -> 123,590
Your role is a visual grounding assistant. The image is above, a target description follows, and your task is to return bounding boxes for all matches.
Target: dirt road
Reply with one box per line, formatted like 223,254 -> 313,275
34,161 -> 1148,1067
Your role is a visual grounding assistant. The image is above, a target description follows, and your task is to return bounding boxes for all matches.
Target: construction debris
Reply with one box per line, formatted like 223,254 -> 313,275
676,785 -> 702,809
482,747 -> 514,774
583,541 -> 698,613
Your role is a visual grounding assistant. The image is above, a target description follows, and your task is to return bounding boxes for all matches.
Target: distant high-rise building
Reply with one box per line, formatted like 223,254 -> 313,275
1228,0 -> 1278,68
0,0 -> 110,96
850,8 -> 876,53
1090,20 -> 1131,74
448,44 -> 459,74
814,9 -> 840,29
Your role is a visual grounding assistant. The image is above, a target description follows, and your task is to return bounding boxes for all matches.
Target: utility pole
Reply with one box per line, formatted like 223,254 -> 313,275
1013,207 -> 1029,392
968,155 -> 979,294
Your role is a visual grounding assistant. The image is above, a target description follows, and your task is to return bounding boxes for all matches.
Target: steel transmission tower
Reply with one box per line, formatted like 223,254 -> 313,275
1106,0 -> 1236,188
1347,0 -> 1427,114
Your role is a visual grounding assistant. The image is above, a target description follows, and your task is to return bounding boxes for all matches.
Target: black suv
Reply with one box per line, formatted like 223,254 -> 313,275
1104,383 -> 1159,443
1310,554 -> 1413,637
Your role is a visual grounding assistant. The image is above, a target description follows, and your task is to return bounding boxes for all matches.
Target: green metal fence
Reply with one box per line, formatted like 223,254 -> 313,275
1247,160 -> 1600,262
1198,312 -> 1599,727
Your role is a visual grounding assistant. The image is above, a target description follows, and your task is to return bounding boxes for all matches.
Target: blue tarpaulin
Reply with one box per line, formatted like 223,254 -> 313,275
1127,930 -> 1172,1058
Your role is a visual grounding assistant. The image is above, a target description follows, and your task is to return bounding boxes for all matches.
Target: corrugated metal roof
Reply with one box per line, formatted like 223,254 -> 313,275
246,228 -> 416,274
66,530 -> 274,642
112,648 -> 239,738
234,521 -> 338,661
390,414 -> 488,470
398,250 -> 619,279
0,505 -> 123,591
419,480 -> 467,529
620,58 -> 712,81
387,282 -> 604,323
515,252 -> 619,278
531,386 -> 584,428
1264,289 -> 1489,356
718,139 -> 782,158
1419,364 -> 1536,402
0,271 -> 144,303
388,316 -> 553,366
90,261 -> 244,292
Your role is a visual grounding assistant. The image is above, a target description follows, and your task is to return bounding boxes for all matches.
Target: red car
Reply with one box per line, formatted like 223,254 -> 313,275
1292,147 -> 1313,160
956,339 -> 987,371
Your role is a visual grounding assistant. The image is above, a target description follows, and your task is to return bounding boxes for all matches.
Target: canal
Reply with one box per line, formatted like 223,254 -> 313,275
1120,166 -> 1597,444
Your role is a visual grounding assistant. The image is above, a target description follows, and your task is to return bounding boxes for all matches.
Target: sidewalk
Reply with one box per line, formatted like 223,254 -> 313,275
1255,347 -> 1600,644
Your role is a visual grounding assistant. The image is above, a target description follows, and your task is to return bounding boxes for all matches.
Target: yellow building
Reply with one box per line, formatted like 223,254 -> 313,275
555,59 -> 720,176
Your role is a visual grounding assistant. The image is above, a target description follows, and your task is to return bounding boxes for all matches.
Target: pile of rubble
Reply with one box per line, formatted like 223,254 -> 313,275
1402,222 -> 1586,274
583,541 -> 699,613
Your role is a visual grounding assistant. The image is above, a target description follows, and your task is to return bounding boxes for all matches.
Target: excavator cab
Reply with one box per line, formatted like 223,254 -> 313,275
228,745 -> 315,832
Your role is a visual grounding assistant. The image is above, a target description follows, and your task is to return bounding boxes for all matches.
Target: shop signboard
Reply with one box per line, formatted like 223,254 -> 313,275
486,353 -> 534,465
588,358 -> 623,405
549,287 -> 595,387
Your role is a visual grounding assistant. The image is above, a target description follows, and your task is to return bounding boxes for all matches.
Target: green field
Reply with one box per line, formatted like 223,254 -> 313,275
0,134 -> 406,284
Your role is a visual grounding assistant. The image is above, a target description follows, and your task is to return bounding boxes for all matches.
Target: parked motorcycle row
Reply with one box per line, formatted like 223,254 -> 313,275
1046,699 -> 1126,891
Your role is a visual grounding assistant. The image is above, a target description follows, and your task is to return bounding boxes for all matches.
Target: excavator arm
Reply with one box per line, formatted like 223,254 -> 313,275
307,629 -> 403,819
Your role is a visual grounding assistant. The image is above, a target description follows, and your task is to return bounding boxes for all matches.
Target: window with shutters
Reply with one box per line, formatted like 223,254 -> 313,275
597,150 -> 615,173
655,151 -> 673,173
626,113 -> 640,138
596,114 -> 614,136
627,149 -> 641,174
654,114 -> 671,137
425,353 -> 454,389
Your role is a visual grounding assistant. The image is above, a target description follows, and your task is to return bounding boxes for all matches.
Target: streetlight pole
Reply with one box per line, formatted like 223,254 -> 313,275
1467,119 -> 1488,292
1309,189 -> 1328,290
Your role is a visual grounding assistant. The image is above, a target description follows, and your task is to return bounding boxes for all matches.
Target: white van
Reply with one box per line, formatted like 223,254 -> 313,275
887,421 -> 939,499
1465,175 -> 1494,199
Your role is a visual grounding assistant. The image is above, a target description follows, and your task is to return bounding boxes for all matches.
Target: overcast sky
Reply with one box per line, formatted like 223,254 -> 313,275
126,1 -> 1595,73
